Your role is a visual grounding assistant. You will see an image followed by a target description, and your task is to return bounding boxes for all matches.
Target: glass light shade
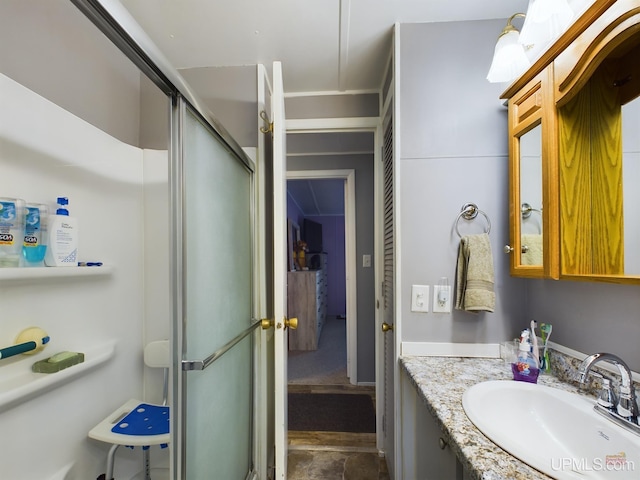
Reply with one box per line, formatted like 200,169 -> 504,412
487,30 -> 531,83
519,0 -> 574,47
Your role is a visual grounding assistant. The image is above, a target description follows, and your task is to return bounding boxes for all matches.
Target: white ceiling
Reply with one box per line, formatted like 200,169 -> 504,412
117,0 -> 528,216
119,0 -> 529,93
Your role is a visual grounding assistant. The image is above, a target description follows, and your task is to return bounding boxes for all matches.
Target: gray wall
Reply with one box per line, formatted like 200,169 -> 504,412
399,19 -> 640,373
0,0 -> 142,146
398,20 -> 526,345
527,281 -> 640,371
179,66 -> 258,148
288,153 -> 376,382
286,93 -> 379,119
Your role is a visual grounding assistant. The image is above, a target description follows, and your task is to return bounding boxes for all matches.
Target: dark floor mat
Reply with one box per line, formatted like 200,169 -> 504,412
288,393 -> 376,433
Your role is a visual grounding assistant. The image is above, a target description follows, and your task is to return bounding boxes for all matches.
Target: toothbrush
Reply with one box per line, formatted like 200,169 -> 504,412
540,323 -> 547,370
530,320 -> 540,369
540,323 -> 552,372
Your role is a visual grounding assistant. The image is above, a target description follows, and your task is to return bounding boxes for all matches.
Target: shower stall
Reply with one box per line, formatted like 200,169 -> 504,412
0,1 -> 263,478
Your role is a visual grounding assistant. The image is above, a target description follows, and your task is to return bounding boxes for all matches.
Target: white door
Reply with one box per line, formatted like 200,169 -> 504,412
271,60 -> 290,480
256,63 -> 275,480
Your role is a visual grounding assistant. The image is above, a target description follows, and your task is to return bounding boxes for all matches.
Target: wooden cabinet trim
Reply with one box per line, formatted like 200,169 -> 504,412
500,0 -> 618,100
555,2 -> 640,106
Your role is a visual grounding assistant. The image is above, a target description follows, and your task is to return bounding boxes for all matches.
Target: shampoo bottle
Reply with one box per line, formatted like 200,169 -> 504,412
0,197 -> 26,267
22,203 -> 49,266
511,329 -> 540,383
45,197 -> 78,267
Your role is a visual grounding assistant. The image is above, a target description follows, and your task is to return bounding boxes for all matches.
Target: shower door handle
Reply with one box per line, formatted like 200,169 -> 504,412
182,319 -> 262,371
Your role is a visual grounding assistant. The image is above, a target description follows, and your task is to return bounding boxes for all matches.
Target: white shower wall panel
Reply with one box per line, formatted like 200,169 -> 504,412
0,73 -> 147,479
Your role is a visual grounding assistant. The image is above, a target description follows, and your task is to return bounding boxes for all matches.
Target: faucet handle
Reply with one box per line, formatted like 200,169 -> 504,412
617,385 -> 638,420
597,377 -> 617,410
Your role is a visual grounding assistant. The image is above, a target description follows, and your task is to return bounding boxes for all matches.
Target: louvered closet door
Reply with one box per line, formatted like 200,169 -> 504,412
381,109 -> 396,477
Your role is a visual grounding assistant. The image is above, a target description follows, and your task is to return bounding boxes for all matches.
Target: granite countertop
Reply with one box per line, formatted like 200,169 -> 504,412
400,355 -> 596,480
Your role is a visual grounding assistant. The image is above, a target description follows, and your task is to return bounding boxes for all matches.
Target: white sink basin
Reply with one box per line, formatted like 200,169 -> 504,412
462,380 -> 640,479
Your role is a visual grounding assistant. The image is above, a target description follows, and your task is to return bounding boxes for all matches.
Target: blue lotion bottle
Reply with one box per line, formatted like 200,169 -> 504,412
23,203 -> 48,266
44,197 -> 78,267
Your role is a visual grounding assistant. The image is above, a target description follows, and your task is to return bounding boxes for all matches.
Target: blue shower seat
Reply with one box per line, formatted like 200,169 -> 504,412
89,341 -> 170,480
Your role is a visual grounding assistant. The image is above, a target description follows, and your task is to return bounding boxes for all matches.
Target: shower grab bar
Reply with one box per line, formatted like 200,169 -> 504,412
182,319 -> 262,371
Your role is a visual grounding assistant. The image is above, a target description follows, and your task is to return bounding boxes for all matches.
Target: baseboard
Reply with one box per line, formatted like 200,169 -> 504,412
401,342 -> 500,358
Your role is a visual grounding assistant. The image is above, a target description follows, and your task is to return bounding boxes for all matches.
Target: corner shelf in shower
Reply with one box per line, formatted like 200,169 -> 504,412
0,265 -> 113,281
0,340 -> 116,413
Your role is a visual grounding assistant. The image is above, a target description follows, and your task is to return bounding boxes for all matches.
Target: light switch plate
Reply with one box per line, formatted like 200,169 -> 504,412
433,285 -> 452,313
411,285 -> 429,312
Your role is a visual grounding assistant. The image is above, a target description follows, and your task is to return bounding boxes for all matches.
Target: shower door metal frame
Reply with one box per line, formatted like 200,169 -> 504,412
71,1 -> 262,478
170,95 -> 258,478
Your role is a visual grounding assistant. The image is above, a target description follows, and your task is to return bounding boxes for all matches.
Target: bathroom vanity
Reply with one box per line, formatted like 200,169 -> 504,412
399,355 -> 615,480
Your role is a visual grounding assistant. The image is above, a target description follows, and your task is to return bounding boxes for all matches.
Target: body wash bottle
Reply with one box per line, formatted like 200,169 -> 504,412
0,197 -> 26,267
45,197 -> 78,267
23,203 -> 48,266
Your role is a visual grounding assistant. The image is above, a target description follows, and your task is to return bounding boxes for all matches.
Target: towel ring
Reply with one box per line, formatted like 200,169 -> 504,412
455,203 -> 491,238
521,202 -> 542,219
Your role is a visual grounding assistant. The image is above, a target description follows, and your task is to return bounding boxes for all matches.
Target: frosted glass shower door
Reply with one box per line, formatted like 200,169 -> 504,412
172,101 -> 256,479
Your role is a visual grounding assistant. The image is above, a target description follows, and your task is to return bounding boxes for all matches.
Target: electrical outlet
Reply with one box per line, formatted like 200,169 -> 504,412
433,285 -> 452,313
363,254 -> 371,268
411,285 -> 429,312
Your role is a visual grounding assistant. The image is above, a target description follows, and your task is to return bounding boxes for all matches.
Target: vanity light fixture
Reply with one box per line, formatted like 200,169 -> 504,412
518,0 -> 574,49
487,13 -> 531,84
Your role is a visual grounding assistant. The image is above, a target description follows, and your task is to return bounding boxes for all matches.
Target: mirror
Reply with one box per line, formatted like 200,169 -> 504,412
558,32 -> 640,279
519,123 -> 543,267
622,97 -> 640,274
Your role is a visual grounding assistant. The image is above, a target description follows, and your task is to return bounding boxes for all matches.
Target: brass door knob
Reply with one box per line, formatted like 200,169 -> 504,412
382,322 -> 394,332
260,318 -> 274,330
285,317 -> 298,330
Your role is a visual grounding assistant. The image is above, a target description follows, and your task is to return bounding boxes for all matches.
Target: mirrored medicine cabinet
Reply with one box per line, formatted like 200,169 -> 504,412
504,0 -> 640,284
507,67 -> 559,279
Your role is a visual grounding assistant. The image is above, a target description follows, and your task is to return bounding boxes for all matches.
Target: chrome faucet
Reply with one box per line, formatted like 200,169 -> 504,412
578,353 -> 639,434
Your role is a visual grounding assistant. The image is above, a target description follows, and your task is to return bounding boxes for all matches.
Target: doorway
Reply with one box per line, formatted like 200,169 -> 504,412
286,172 -> 355,386
285,128 -> 377,388
283,130 -> 386,478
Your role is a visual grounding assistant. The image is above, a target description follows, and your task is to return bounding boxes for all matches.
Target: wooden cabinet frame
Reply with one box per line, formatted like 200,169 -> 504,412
507,67 -> 559,279
504,0 -> 640,284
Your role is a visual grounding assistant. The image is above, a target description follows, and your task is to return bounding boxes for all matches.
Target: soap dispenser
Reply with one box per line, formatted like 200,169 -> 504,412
512,329 -> 540,383
44,197 -> 78,267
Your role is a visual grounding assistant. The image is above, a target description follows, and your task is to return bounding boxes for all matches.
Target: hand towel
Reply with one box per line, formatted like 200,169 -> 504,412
521,234 -> 543,265
455,233 -> 495,313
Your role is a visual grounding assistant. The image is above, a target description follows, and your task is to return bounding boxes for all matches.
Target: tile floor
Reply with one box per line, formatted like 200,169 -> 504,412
287,450 -> 389,480
287,384 -> 389,480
